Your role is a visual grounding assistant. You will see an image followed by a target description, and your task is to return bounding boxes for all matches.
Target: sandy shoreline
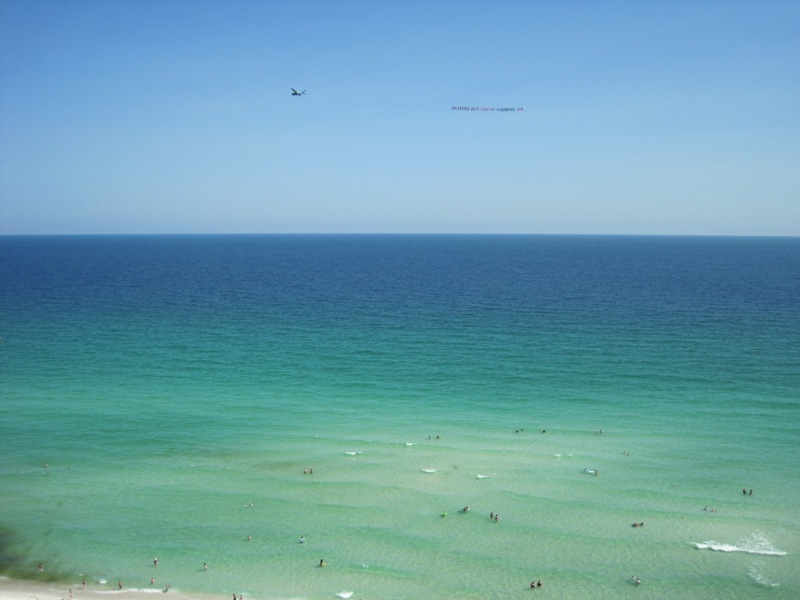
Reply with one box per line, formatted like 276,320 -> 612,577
0,578 -> 209,600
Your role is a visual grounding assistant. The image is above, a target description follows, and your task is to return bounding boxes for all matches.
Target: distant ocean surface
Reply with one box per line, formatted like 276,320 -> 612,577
1,234 -> 798,600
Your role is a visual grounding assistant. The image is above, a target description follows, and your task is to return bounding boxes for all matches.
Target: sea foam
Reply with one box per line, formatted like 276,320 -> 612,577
748,564 -> 780,587
692,533 -> 786,556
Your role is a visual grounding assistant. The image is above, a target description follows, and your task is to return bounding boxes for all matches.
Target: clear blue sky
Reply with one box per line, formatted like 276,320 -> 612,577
1,0 -> 798,235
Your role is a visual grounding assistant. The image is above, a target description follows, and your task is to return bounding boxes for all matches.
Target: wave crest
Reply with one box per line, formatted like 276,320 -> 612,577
693,533 -> 786,556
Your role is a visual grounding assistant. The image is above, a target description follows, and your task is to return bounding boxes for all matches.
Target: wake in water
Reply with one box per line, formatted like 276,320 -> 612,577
692,532 -> 786,556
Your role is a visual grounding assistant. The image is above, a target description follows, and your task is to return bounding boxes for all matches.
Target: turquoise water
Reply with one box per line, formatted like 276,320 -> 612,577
1,235 -> 798,599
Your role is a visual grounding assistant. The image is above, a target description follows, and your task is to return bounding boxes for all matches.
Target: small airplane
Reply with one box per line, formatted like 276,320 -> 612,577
291,88 -> 306,96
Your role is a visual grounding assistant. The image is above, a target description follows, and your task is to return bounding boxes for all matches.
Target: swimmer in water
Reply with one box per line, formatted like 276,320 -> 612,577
319,559 -> 326,567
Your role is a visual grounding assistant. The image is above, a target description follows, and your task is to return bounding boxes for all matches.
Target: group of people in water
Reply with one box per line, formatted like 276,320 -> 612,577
40,454 -> 758,596
440,506 -> 502,521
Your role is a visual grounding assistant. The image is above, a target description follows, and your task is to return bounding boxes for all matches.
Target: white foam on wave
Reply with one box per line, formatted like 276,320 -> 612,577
476,474 -> 490,479
405,442 -> 415,446
97,590 -> 163,595
692,533 -> 786,556
748,564 -> 780,587
421,468 -> 437,473
336,592 -> 354,599
344,451 -> 361,456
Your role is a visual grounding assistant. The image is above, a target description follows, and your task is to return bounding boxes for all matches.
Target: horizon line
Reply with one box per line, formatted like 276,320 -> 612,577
1,232 -> 798,239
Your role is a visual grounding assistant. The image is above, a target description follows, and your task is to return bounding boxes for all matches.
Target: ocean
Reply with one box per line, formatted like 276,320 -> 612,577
0,234 -> 798,599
